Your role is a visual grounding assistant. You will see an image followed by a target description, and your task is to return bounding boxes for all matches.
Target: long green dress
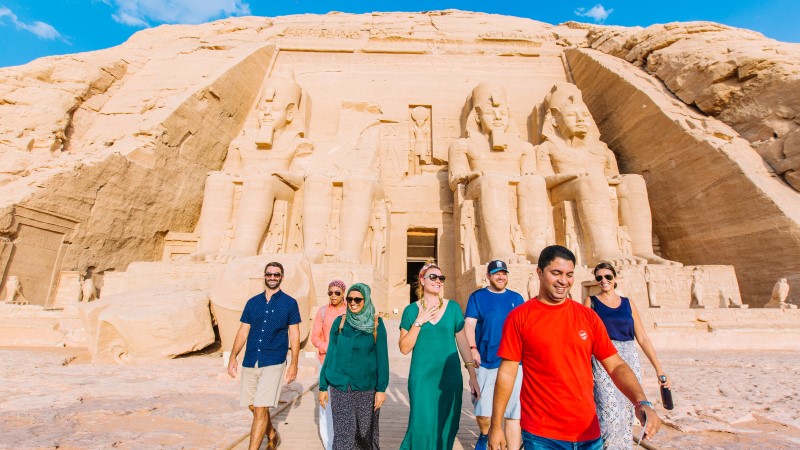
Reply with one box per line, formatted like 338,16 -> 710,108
399,299 -> 465,450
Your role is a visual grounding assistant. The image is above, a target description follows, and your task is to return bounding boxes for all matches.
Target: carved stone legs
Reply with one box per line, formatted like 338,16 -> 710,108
517,175 -> 549,263
468,176 -> 516,263
337,178 -> 377,263
194,172 -> 235,257
552,174 -> 642,266
617,175 -> 681,266
302,175 -> 333,263
228,175 -> 293,257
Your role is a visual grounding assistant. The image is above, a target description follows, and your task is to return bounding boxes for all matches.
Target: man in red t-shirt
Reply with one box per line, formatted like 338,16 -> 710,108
488,245 -> 660,450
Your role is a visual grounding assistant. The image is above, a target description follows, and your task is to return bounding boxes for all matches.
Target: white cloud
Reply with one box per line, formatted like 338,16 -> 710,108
106,0 -> 251,27
0,6 -> 68,42
574,4 -> 614,23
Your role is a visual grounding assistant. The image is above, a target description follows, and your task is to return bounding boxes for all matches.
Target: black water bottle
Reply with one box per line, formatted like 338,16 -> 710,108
659,375 -> 674,410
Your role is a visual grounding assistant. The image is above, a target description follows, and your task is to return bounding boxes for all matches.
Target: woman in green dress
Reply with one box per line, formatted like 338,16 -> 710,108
399,262 -> 480,449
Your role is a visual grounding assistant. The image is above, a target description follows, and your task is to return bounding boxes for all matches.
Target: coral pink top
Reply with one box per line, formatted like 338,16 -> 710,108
311,302 -> 347,364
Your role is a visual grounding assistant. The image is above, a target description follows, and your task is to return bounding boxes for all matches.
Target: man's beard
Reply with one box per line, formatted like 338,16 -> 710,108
489,280 -> 507,291
266,279 -> 281,290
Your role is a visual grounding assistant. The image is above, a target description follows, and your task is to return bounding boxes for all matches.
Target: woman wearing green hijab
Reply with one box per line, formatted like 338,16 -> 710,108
318,283 -> 389,450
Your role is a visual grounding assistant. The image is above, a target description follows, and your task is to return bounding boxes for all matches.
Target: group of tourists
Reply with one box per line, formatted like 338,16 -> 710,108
226,245 -> 672,450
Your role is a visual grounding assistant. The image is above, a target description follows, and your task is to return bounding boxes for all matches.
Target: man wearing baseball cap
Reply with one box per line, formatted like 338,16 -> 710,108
465,259 -> 526,450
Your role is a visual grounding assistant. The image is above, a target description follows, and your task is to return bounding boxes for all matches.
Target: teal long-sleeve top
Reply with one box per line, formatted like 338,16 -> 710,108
319,316 -> 389,392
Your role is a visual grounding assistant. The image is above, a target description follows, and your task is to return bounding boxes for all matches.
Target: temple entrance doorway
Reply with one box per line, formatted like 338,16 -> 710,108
406,229 -> 437,304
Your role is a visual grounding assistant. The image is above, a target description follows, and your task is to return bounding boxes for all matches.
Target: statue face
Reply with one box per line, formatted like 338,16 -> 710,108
262,102 -> 294,131
554,103 -> 592,139
476,104 -> 510,134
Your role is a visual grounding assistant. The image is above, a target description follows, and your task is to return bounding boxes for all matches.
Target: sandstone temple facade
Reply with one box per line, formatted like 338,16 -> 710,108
1,11 -> 798,360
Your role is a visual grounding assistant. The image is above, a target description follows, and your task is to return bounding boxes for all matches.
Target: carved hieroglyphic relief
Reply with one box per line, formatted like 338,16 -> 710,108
408,105 -> 432,176
0,206 -> 77,307
379,121 -> 406,181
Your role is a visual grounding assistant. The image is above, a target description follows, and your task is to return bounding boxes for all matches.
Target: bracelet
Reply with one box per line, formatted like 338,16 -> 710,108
464,362 -> 477,368
635,400 -> 653,409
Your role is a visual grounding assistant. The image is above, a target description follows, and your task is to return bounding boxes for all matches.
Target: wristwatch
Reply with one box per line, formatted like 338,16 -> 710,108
413,321 -> 422,327
635,400 -> 654,409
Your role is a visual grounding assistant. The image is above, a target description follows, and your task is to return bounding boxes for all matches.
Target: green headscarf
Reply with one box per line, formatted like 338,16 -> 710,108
345,283 -> 376,334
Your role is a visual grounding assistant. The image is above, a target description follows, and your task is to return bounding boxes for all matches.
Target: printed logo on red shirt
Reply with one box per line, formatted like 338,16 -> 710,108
579,330 -> 588,340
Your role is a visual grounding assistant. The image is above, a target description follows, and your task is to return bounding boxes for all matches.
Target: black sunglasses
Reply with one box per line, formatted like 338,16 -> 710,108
265,272 -> 283,278
346,296 -> 364,304
424,274 -> 446,282
595,274 -> 614,282
327,290 -> 342,296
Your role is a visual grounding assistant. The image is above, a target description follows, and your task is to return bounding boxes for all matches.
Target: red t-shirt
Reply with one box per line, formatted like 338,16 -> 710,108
497,297 -> 617,442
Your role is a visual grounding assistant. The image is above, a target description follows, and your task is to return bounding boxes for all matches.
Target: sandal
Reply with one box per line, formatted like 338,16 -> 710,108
266,431 -> 281,449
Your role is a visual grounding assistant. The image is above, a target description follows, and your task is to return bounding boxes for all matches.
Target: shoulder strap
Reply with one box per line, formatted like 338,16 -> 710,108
337,315 -> 345,334
373,316 -> 379,343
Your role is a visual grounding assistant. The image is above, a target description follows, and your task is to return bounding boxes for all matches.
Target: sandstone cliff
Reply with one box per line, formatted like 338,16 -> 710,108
587,21 -> 800,191
0,11 -> 798,306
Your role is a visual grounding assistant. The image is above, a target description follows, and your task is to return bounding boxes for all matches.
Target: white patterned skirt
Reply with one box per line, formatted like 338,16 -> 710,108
592,340 -> 641,450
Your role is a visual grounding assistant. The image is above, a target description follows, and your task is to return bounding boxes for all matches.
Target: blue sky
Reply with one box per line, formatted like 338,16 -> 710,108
1,0 -> 798,68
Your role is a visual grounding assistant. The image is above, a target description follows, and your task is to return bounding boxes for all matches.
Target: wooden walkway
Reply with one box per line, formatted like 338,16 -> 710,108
230,318 -> 481,449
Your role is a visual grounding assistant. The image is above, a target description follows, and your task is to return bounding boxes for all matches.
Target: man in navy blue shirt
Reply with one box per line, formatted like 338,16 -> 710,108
228,261 -> 301,450
465,260 -> 525,450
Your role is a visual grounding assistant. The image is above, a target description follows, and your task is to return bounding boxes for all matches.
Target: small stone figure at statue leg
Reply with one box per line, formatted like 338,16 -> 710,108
765,278 -> 795,309
3,276 -> 28,305
690,267 -> 707,308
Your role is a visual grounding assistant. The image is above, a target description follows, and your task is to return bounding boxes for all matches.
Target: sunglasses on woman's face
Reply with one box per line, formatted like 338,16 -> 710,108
346,296 -> 364,304
424,274 -> 446,282
595,274 -> 614,282
327,290 -> 342,296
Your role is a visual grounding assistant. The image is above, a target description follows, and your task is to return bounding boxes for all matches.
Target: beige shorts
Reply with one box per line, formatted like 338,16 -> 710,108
240,362 -> 286,408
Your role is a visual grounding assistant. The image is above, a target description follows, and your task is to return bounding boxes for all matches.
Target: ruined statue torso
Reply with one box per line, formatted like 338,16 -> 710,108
238,132 -> 305,177
461,135 -> 532,178
543,139 -> 613,178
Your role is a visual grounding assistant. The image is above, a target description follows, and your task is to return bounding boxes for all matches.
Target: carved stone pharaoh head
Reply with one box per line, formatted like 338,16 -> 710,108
256,74 -> 304,148
261,75 -> 302,132
540,83 -> 599,144
471,82 -> 511,135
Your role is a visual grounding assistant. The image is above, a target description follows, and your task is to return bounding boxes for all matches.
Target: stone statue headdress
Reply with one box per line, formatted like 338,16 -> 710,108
259,68 -> 311,137
531,82 -> 601,145
464,82 -> 521,139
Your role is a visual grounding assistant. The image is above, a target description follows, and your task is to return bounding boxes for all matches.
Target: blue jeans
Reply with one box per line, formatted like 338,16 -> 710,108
522,430 -> 603,450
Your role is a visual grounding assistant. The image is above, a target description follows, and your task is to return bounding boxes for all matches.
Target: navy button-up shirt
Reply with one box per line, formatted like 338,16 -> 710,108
240,290 -> 301,368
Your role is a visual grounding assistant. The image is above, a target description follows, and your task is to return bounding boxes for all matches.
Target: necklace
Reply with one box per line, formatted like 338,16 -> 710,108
421,297 -> 444,310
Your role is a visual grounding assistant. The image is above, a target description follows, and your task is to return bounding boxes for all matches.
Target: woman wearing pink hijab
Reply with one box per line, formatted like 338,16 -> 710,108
312,280 -> 348,450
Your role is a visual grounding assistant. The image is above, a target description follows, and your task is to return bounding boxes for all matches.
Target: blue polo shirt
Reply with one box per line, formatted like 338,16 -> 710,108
464,287 -> 524,369
240,290 -> 301,368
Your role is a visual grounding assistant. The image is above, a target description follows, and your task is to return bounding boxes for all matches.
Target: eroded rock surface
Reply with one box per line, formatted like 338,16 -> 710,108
587,21 -> 800,190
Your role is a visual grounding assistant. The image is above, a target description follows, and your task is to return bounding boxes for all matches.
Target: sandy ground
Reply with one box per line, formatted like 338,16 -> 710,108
2,327 -> 799,449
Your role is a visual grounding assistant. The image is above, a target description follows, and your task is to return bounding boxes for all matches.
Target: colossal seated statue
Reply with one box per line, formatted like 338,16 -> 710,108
302,102 -> 385,264
535,83 -> 680,267
449,82 -> 548,264
193,75 -> 312,259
